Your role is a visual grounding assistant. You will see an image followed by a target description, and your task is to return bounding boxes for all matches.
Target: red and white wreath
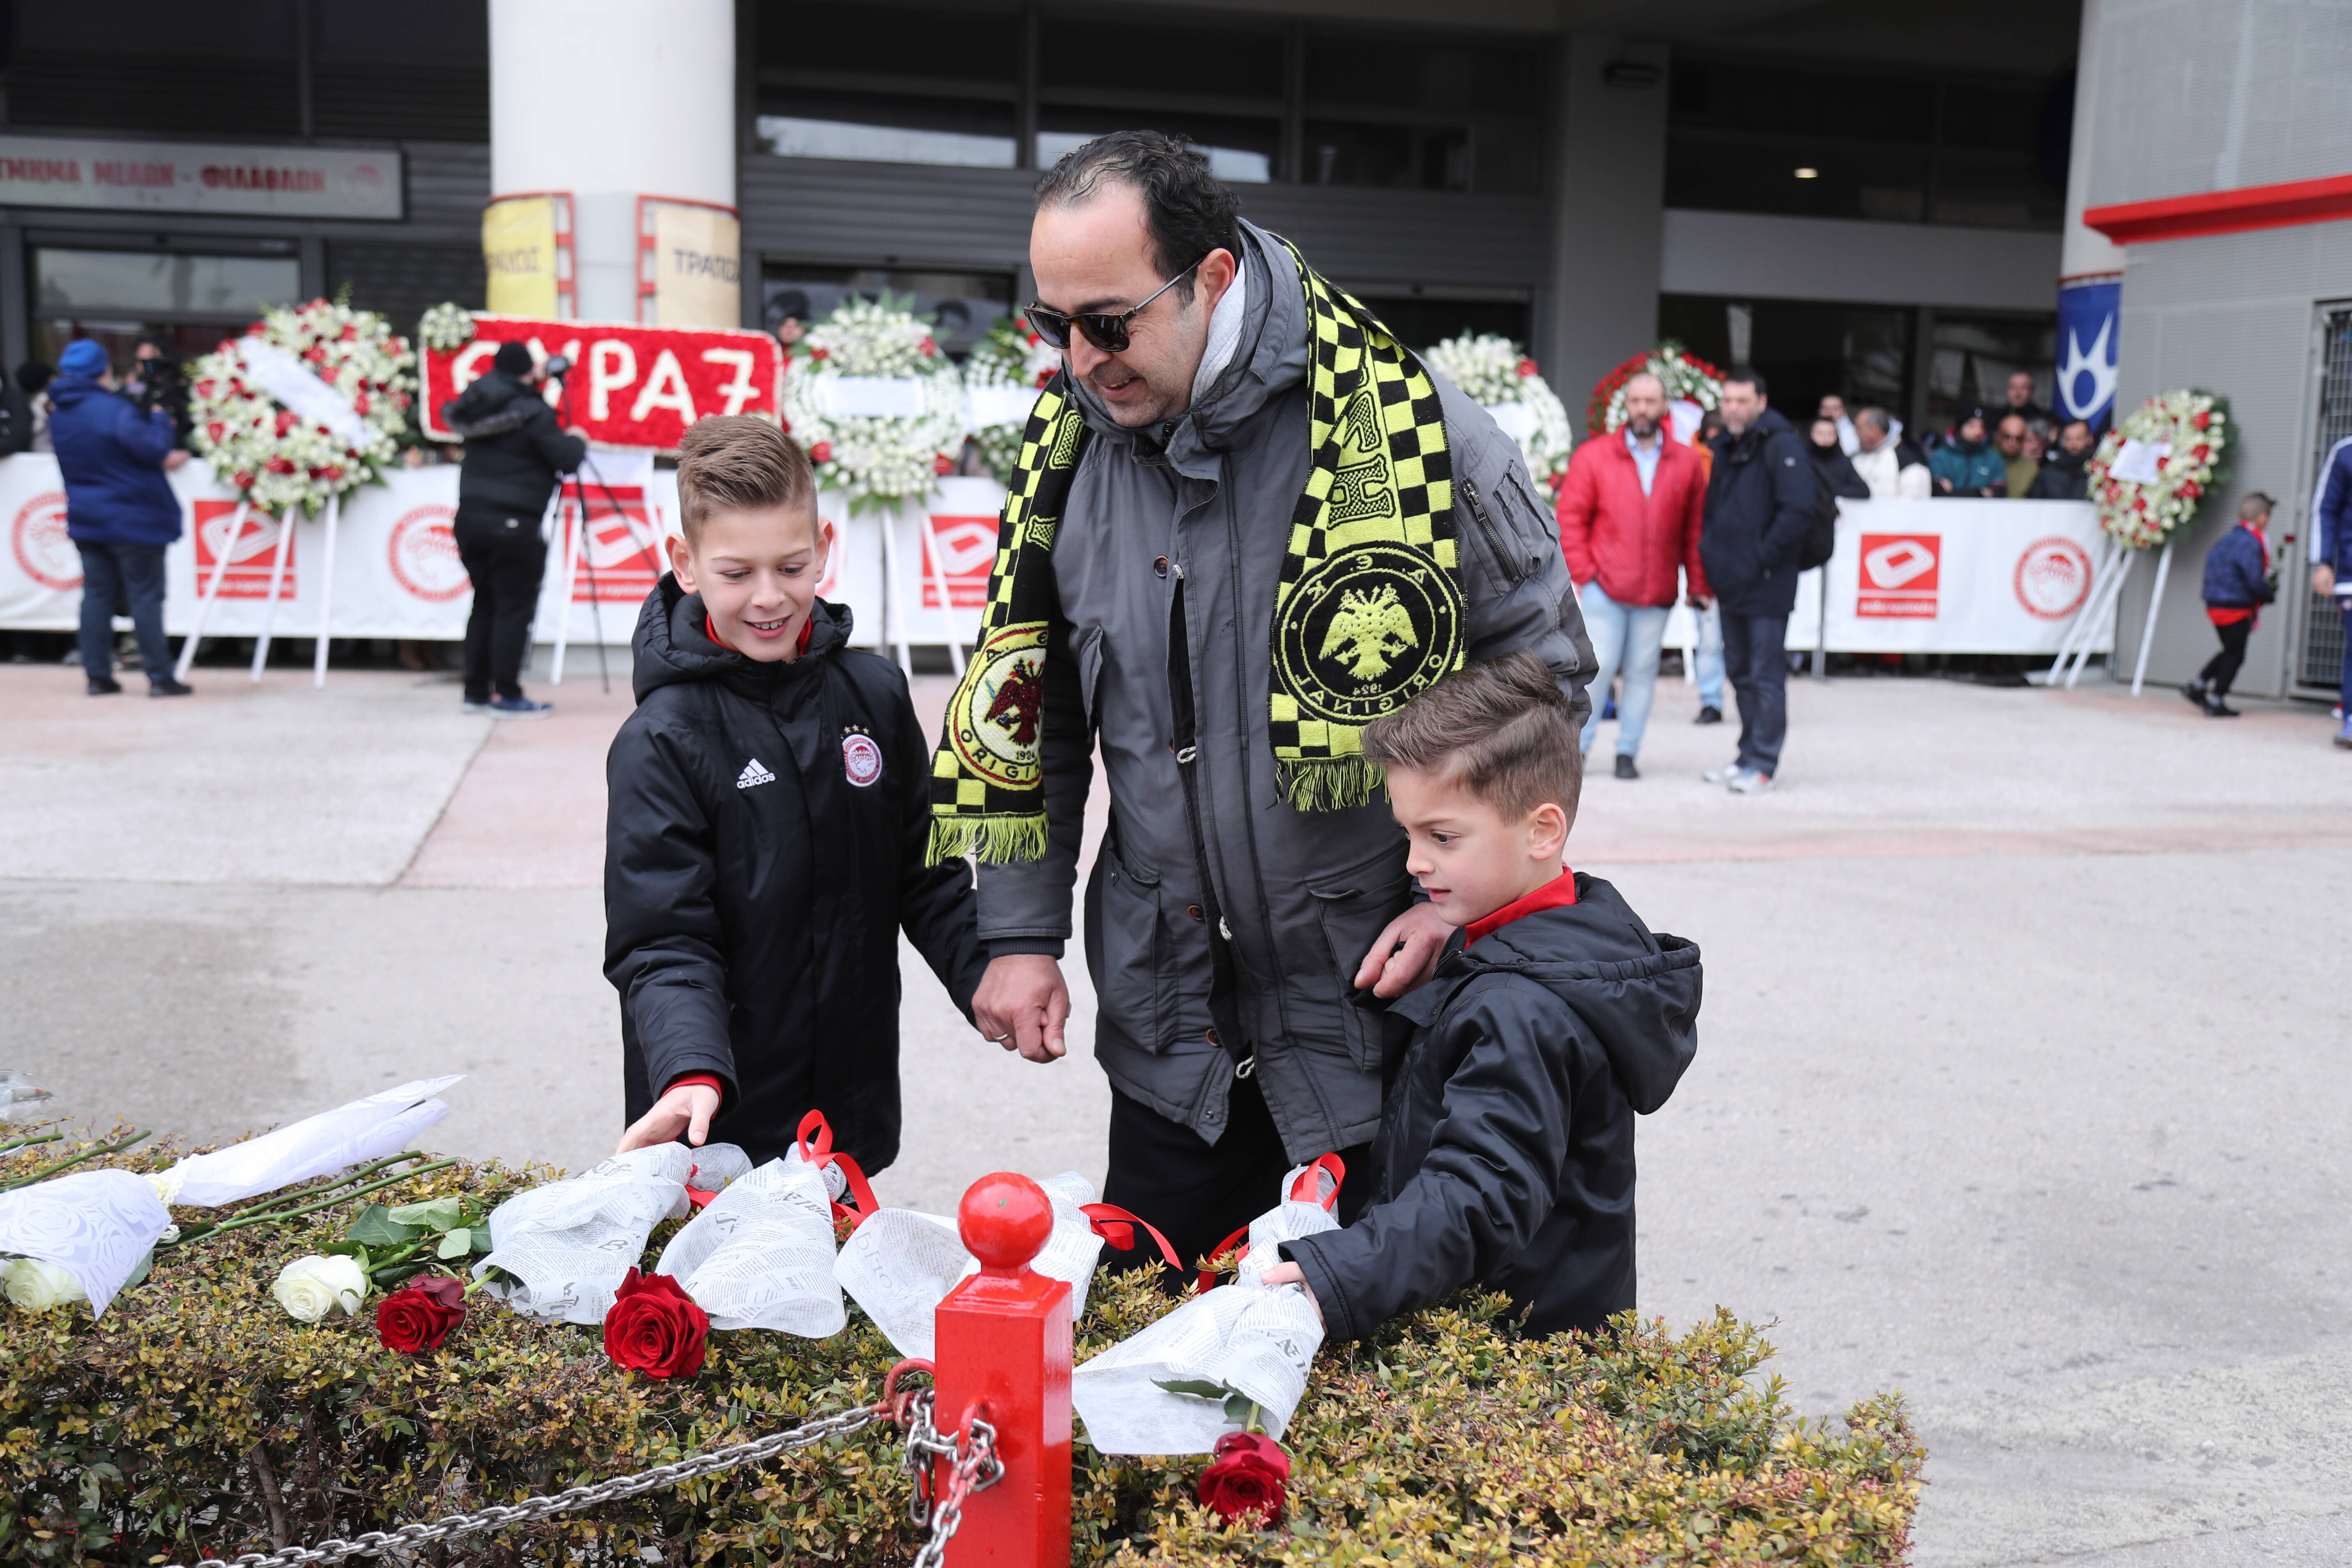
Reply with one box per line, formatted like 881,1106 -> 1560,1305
2087,389 -> 2230,550
189,299 -> 417,517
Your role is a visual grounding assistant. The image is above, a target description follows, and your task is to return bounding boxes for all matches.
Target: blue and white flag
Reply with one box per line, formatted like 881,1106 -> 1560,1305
2056,276 -> 2121,431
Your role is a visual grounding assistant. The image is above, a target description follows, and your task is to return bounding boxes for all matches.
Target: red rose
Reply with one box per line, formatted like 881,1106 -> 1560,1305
920,337 -> 938,356
934,454 -> 955,474
207,422 -> 226,444
603,1269 -> 708,1379
809,347 -> 829,361
376,1275 -> 465,1353
1197,1430 -> 1289,1527
2192,410 -> 2210,429
233,472 -> 254,490
2179,481 -> 2200,497
809,442 -> 833,464
1516,358 -> 1539,377
778,417 -> 792,433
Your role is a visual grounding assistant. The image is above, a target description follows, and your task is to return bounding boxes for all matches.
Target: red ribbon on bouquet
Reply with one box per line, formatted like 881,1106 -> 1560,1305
1079,1202 -> 1184,1272
1194,1154 -> 1347,1292
796,1109 -> 880,1230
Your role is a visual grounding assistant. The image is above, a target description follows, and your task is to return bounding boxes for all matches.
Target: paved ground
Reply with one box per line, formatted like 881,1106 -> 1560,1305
4,653 -> 2348,1565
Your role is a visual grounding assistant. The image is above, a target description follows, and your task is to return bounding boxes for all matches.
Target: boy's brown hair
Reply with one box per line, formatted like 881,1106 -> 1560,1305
674,416 -> 816,544
1361,652 -> 1583,828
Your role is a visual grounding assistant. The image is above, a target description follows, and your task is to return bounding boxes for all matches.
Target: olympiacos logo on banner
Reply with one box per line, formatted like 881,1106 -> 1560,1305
2013,536 -> 2092,619
11,491 -> 77,591
387,506 -> 469,603
419,313 -> 783,454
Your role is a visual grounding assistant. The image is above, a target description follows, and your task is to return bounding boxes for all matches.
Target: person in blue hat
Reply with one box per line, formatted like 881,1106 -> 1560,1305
46,338 -> 194,697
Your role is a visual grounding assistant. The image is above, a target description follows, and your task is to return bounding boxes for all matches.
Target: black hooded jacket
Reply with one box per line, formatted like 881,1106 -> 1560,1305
443,368 -> 587,519
605,576 -> 985,1170
1281,875 -> 1700,1342
2028,449 -> 2091,500
1701,408 -> 1816,617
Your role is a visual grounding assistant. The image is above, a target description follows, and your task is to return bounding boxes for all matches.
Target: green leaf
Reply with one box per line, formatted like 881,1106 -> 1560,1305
436,1228 -> 471,1259
1224,1391 -> 1257,1424
386,1196 -> 465,1231
347,1204 -> 422,1247
469,1228 -> 495,1254
1153,1378 -> 1238,1402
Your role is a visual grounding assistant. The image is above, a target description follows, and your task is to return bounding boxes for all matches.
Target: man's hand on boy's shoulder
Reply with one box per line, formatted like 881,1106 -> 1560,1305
616,1081 -> 721,1154
1353,902 -> 1453,998
973,953 -> 1070,1062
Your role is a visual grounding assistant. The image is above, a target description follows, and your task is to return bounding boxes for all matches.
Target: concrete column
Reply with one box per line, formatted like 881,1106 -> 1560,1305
1541,34 -> 1669,437
2058,0 -> 2125,286
489,0 -> 736,323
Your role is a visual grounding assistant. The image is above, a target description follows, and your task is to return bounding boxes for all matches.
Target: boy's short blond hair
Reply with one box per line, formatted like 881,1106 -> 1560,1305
1361,652 -> 1583,828
674,416 -> 815,545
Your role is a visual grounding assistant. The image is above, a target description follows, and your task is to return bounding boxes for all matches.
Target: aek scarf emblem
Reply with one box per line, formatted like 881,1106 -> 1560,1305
927,240 -> 1459,864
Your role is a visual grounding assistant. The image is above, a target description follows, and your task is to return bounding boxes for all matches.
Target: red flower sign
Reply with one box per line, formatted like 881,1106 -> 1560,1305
1197,1430 -> 1291,1527
419,314 -> 782,456
604,1269 -> 709,1379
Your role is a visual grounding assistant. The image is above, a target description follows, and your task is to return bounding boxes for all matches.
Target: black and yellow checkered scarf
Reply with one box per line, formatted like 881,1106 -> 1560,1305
927,238 -> 1461,865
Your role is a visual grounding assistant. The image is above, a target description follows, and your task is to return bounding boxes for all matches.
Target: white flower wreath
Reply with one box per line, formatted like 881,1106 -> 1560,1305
1423,333 -> 1574,495
189,299 -> 417,517
961,317 -> 1061,485
2086,389 -> 2230,550
419,302 -> 475,354
780,294 -> 967,509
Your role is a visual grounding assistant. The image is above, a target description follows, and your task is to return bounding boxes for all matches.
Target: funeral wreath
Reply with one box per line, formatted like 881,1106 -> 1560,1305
187,298 -> 419,517
2087,388 -> 2232,550
780,293 -> 969,509
1423,332 -> 1576,496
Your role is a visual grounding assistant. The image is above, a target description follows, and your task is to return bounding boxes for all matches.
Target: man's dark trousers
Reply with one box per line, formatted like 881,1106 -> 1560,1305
76,541 -> 169,683
1720,612 -> 1789,776
454,502 -> 548,704
1101,1073 -> 1370,1288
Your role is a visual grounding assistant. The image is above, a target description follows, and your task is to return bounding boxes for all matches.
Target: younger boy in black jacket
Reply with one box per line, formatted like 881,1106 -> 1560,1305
1262,653 -> 1701,1338
606,416 -> 985,1171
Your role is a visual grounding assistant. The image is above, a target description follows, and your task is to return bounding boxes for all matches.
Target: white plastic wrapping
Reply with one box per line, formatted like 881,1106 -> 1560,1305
655,1147 -> 845,1336
472,1142 -> 694,1324
0,1167 -> 172,1317
836,1171 -> 1110,1361
1070,1159 -> 1343,1454
158,1075 -> 463,1209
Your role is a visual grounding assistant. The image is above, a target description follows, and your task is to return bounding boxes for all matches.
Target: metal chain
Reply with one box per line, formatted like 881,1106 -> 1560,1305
895,1391 -> 1004,1568
161,1404 -> 885,1568
154,1386 -> 1004,1568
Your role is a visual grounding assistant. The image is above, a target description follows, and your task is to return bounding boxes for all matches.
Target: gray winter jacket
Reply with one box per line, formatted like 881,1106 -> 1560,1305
977,220 -> 1594,1160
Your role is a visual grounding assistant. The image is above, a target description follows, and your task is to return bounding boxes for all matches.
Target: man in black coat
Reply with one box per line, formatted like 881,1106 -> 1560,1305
442,341 -> 587,715
1698,368 -> 1813,793
2028,419 -> 2096,500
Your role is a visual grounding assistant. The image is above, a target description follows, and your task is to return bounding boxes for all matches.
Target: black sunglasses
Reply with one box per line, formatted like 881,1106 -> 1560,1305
1024,260 -> 1201,355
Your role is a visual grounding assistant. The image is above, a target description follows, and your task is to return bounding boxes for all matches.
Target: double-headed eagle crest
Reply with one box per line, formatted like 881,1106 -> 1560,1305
1318,583 -> 1419,682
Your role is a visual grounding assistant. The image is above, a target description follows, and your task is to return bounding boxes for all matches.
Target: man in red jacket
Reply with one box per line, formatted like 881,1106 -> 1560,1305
1556,373 -> 1709,779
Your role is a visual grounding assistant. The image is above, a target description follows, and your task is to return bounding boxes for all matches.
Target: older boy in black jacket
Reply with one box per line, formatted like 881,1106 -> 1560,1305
606,417 -> 985,1171
1262,654 -> 1701,1338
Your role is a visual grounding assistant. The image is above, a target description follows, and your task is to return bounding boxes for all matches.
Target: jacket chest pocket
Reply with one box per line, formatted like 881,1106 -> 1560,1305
1307,842 -> 1416,1071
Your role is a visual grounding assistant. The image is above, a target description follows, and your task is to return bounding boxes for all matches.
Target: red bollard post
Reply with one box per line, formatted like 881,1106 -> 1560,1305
934,1172 -> 1072,1567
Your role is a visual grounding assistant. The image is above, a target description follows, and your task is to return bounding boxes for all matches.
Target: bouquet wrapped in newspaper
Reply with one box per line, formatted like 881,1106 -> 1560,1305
472,1142 -> 736,1324
1070,1157 -> 1344,1454
653,1131 -> 854,1338
151,1076 -> 462,1210
835,1172 -> 1178,1361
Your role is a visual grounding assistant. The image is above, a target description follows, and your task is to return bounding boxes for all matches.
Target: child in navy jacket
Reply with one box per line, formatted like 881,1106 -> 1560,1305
2185,493 -> 2277,718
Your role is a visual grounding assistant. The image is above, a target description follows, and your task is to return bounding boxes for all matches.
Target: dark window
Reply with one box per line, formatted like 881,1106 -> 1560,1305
1657,295 -> 1917,431
1667,52 -> 2065,230
756,1 -> 1020,168
1354,294 -> 1530,353
762,265 -> 1013,359
315,1 -> 489,143
1924,313 -> 2057,430
1303,27 -> 1547,194
327,243 -> 486,331
32,244 -> 304,371
1038,14 -> 1283,101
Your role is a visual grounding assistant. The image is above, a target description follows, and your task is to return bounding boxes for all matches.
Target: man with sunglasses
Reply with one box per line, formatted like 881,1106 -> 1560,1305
967,131 -> 1593,1280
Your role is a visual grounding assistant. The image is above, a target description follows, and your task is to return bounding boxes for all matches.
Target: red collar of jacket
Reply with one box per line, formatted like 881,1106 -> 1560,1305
1465,867 -> 1579,946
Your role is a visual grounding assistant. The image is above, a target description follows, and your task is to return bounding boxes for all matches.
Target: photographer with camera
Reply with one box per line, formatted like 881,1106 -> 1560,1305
122,338 -> 192,449
440,341 -> 586,716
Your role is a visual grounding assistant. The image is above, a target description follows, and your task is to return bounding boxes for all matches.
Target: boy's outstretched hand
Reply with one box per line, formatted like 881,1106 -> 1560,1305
1353,902 -> 1452,997
615,1082 -> 721,1154
1255,1261 -> 1323,1324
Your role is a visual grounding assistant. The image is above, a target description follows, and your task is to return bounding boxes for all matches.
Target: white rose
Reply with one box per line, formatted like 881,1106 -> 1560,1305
147,1168 -> 185,1207
272,1255 -> 367,1322
4,1257 -> 90,1311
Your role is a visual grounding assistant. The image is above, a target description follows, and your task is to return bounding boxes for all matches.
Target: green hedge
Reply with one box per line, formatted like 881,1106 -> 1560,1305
1,1133 -> 1922,1566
